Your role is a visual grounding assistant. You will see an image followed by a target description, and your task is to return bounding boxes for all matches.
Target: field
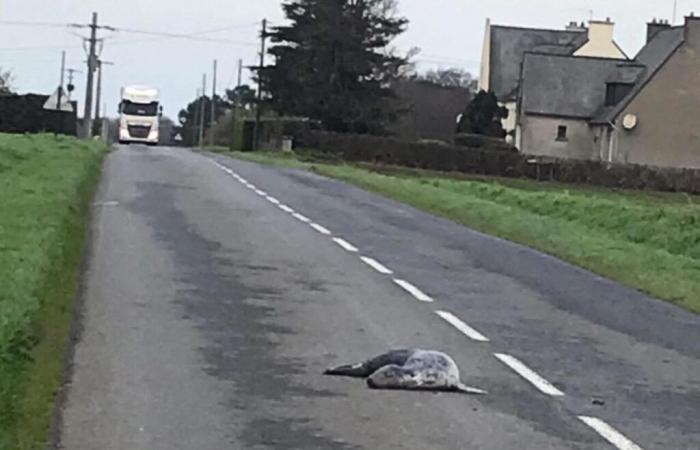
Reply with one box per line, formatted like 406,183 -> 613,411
0,134 -> 106,449
213,148 -> 700,315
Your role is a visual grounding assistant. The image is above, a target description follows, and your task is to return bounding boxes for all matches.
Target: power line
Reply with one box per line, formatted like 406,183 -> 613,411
107,26 -> 257,46
0,19 -> 69,28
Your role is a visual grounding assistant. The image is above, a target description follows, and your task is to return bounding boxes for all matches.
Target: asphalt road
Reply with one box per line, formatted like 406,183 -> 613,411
56,145 -> 700,450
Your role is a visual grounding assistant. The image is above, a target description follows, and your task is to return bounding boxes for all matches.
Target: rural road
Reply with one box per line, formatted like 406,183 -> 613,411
56,145 -> 700,450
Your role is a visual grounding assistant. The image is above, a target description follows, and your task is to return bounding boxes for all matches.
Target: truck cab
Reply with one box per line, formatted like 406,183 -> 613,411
119,86 -> 161,145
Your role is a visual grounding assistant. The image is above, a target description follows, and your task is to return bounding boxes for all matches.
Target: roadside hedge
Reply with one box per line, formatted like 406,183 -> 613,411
296,131 -> 700,194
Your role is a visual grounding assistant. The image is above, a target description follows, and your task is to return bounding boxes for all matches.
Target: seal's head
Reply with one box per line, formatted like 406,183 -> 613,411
366,364 -> 417,389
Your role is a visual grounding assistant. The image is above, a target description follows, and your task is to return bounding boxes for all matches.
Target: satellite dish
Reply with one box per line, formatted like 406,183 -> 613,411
622,114 -> 638,130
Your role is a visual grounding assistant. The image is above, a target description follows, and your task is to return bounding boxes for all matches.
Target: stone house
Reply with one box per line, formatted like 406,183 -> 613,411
478,18 -> 626,144
518,16 -> 700,169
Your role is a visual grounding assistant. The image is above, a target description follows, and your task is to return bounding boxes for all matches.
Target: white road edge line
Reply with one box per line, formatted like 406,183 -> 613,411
279,204 -> 294,213
494,353 -> 565,397
394,279 -> 433,302
292,213 -> 311,223
435,310 -> 489,342
333,237 -> 359,253
360,256 -> 394,275
266,196 -> 281,205
578,416 -> 646,450
310,223 -> 332,235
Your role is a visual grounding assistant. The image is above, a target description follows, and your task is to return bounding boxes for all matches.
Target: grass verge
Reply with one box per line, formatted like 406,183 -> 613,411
0,133 -> 106,450
210,147 -> 700,314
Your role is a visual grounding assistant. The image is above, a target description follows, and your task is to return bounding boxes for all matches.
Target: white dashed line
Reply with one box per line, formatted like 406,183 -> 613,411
494,353 -> 565,397
239,177 -> 248,184
254,189 -> 267,196
279,204 -> 294,213
292,213 -> 311,223
393,279 -> 433,302
266,196 -> 281,205
435,310 -> 489,342
310,223 -> 332,235
333,238 -> 359,253
360,257 -> 393,275
578,417 -> 645,450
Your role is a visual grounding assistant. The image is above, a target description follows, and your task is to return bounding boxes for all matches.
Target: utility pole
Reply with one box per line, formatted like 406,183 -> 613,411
94,60 -> 114,137
210,59 -> 218,147
57,51 -> 66,110
253,18 -> 267,151
82,12 -> 99,139
66,69 -> 80,101
198,74 -> 207,148
229,58 -> 244,152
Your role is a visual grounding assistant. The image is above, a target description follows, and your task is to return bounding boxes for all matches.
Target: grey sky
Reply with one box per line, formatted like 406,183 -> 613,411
0,0 -> 692,119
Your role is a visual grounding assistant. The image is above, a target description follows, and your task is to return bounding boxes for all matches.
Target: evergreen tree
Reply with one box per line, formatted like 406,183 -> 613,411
457,90 -> 508,138
263,0 -> 409,134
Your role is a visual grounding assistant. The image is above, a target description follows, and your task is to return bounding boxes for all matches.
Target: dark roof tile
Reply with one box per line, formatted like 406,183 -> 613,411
521,54 -> 643,119
489,25 -> 587,100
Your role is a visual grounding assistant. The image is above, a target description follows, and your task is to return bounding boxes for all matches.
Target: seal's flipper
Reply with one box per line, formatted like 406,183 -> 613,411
455,383 -> 487,395
324,350 -> 414,378
324,363 -> 371,378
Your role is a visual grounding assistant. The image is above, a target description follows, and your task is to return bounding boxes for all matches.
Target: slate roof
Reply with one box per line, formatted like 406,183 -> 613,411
594,26 -> 684,123
489,25 -> 588,100
520,54 -> 645,119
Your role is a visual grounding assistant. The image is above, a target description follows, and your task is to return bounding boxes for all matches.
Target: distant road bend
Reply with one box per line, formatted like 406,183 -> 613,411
56,145 -> 700,450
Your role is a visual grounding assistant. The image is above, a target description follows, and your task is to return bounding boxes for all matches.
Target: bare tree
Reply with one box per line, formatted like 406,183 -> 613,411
0,68 -> 15,95
418,68 -> 477,91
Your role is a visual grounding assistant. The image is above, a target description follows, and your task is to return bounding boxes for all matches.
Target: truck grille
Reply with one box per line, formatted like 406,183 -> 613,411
127,125 -> 151,139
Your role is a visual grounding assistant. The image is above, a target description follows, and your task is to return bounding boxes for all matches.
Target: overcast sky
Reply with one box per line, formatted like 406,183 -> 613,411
0,0 -> 693,118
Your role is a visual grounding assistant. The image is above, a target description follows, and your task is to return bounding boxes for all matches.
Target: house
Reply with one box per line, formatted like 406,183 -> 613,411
518,15 -> 700,169
478,18 -> 627,143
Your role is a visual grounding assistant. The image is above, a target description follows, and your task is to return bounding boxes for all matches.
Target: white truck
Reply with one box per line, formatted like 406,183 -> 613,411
118,85 -> 162,145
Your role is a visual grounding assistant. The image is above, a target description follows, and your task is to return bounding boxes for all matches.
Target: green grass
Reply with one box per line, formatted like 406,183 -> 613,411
210,148 -> 700,314
0,133 -> 106,450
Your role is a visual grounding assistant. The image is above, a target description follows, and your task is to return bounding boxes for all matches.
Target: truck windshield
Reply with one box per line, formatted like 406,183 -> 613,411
122,100 -> 159,117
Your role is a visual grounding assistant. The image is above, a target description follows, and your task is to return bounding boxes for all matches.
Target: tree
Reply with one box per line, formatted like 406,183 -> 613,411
178,94 -> 230,146
262,0 -> 410,134
457,90 -> 508,138
418,68 -> 477,92
226,85 -> 257,110
0,68 -> 15,95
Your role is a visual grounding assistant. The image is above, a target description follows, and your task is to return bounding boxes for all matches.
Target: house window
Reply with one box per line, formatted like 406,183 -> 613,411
605,83 -> 634,106
556,125 -> 568,141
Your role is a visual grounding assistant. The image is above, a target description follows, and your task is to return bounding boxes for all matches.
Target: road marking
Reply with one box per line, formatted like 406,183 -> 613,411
279,204 -> 294,213
255,189 -> 267,196
293,213 -> 311,223
494,353 -> 565,397
94,201 -> 119,207
361,257 -> 393,275
578,417 -> 645,450
310,223 -> 332,235
333,238 -> 359,253
266,196 -> 281,205
394,279 -> 433,302
239,177 -> 248,184
435,310 -> 489,342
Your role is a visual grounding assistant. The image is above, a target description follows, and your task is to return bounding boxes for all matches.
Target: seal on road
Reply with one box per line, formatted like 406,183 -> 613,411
324,349 -> 487,395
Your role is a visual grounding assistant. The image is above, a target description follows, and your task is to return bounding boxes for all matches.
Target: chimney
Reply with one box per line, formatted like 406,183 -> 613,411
586,19 -> 615,47
647,18 -> 671,43
566,21 -> 586,32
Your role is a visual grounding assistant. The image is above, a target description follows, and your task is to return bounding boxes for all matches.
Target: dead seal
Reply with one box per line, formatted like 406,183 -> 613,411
324,349 -> 486,395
